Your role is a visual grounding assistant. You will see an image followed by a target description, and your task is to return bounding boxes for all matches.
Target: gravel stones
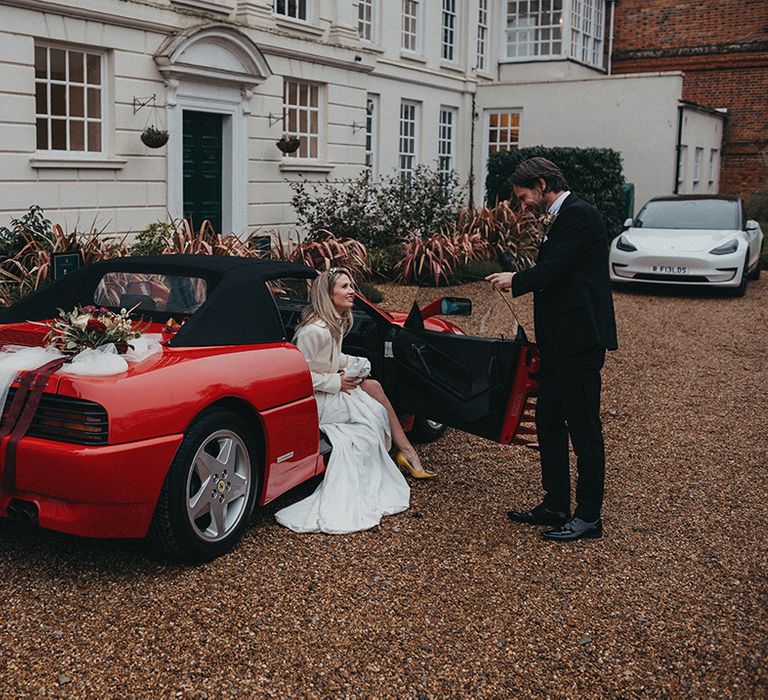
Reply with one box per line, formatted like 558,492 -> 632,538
0,280 -> 765,697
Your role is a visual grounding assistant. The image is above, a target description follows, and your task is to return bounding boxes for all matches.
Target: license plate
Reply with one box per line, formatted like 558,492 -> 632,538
651,264 -> 687,274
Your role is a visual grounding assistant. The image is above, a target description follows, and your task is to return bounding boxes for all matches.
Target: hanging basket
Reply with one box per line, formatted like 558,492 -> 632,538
276,134 -> 301,154
141,126 -> 169,148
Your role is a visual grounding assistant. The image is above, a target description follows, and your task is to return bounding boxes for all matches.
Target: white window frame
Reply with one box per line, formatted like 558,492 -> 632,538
708,149 -> 719,192
34,42 -> 107,156
365,93 -> 379,176
274,0 -> 308,22
401,0 -> 421,54
692,146 -> 703,192
504,0 -> 565,61
438,106 -> 457,182
441,0 -> 458,62
358,0 -> 376,42
485,110 -> 521,160
570,0 -> 605,69
476,0 -> 489,71
399,100 -> 420,178
282,78 -> 322,160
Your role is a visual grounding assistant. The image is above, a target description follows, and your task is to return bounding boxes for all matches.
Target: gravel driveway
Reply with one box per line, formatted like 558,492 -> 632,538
1,278 -> 766,698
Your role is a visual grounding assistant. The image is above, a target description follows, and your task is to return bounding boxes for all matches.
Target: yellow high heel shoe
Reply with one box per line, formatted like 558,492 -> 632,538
394,450 -> 436,479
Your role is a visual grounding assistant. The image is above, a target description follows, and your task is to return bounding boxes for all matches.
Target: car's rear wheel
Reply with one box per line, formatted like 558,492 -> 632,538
411,417 -> 447,443
148,408 -> 259,563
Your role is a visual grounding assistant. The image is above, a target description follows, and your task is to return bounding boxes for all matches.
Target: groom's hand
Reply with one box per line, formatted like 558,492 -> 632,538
485,271 -> 515,291
339,372 -> 361,393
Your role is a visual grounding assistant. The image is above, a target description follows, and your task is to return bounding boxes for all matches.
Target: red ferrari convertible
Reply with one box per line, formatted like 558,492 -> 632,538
0,256 -> 538,561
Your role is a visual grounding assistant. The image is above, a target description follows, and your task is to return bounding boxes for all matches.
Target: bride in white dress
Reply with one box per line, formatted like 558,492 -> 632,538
275,268 -> 435,534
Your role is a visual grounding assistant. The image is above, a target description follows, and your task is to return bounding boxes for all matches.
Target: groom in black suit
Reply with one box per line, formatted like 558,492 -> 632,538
486,158 -> 617,541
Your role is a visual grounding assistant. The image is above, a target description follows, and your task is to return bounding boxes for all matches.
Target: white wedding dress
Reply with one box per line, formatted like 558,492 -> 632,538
275,320 -> 410,534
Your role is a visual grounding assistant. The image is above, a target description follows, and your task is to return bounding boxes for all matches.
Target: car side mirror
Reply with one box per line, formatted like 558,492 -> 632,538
745,219 -> 759,231
623,217 -> 634,230
440,297 -> 472,316
419,297 -> 472,320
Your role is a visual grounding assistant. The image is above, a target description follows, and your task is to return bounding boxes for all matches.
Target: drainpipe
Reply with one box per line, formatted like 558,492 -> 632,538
606,0 -> 618,74
469,91 -> 476,209
674,105 -> 684,194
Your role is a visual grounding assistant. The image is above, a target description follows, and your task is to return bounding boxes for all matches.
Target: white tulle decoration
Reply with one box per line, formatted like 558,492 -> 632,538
0,334 -> 164,410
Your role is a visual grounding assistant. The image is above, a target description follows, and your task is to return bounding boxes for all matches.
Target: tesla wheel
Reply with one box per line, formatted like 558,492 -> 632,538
747,258 -> 761,281
730,255 -> 749,297
411,417 -> 447,443
148,409 -> 259,563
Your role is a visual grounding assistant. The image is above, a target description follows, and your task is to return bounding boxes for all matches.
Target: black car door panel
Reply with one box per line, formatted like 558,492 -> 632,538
391,328 -> 521,441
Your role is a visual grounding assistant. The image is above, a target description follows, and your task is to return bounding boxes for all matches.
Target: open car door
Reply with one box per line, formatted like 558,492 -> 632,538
390,307 -> 539,446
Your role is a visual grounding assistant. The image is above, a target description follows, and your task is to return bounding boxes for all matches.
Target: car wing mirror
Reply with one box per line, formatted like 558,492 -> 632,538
745,219 -> 759,232
623,217 -> 634,230
420,297 -> 472,320
441,297 -> 472,316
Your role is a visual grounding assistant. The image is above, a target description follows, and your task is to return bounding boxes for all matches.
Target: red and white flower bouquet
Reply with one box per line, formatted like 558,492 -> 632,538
44,304 -> 144,355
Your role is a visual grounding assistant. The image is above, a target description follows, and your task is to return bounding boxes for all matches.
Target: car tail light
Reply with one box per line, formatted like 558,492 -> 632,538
2,389 -> 108,445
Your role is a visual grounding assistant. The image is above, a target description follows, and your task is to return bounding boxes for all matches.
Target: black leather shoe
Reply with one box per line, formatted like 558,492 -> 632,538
542,517 -> 603,541
507,504 -> 569,526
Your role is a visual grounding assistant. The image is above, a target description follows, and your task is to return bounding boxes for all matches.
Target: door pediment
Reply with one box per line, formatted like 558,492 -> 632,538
155,23 -> 271,87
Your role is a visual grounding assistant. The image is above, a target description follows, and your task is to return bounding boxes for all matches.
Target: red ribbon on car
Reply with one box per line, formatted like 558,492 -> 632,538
0,357 -> 69,492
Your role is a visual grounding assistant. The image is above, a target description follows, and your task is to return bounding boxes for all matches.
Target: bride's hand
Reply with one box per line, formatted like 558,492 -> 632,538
339,372 -> 361,393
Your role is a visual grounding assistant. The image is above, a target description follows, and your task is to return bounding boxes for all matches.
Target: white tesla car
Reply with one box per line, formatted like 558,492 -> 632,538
609,196 -> 764,296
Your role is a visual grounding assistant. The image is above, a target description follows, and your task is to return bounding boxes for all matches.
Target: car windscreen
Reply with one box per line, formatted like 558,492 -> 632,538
635,199 -> 740,230
93,272 -> 208,315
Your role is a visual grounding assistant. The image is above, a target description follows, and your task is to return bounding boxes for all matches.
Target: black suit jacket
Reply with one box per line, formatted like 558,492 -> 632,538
511,193 -> 618,357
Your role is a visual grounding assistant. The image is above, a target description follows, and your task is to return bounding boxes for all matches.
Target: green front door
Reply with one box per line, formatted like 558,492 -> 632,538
183,110 -> 223,233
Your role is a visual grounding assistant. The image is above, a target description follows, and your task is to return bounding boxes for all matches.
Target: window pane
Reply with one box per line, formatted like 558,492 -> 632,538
70,120 -> 85,151
69,52 -> 84,83
51,118 -> 66,150
87,88 -> 101,118
87,121 -> 101,152
86,54 -> 100,84
50,48 -> 66,81
36,119 -> 48,150
35,83 -> 47,114
50,83 -> 66,116
35,46 -> 47,79
69,85 -> 84,117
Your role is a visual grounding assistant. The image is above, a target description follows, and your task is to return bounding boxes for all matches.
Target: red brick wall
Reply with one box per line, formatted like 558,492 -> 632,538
610,0 -> 768,198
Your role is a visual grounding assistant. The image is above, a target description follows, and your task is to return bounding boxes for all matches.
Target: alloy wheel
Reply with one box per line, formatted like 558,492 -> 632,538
185,429 -> 252,542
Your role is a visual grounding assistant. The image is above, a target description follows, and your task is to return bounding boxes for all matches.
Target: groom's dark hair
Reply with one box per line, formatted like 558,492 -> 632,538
509,157 -> 569,194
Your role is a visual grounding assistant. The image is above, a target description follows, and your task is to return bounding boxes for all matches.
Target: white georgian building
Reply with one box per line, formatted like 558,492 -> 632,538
0,0 -> 724,236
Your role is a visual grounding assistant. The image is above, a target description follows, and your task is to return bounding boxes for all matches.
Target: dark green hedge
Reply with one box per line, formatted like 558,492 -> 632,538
485,146 -> 626,238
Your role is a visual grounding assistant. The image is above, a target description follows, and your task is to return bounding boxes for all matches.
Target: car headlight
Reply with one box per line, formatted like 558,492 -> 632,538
709,239 -> 738,255
616,235 -> 637,252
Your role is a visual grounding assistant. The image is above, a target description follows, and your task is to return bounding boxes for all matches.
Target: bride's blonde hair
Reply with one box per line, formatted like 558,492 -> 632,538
296,268 -> 354,343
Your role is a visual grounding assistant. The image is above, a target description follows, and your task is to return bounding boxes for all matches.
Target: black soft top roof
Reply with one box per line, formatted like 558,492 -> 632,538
0,255 -> 316,346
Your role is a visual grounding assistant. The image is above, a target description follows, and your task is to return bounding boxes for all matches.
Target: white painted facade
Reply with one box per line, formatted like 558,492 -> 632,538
0,0 -> 724,236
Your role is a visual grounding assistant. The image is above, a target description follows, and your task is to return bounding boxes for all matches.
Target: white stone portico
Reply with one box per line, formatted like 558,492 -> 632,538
154,23 -> 272,235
